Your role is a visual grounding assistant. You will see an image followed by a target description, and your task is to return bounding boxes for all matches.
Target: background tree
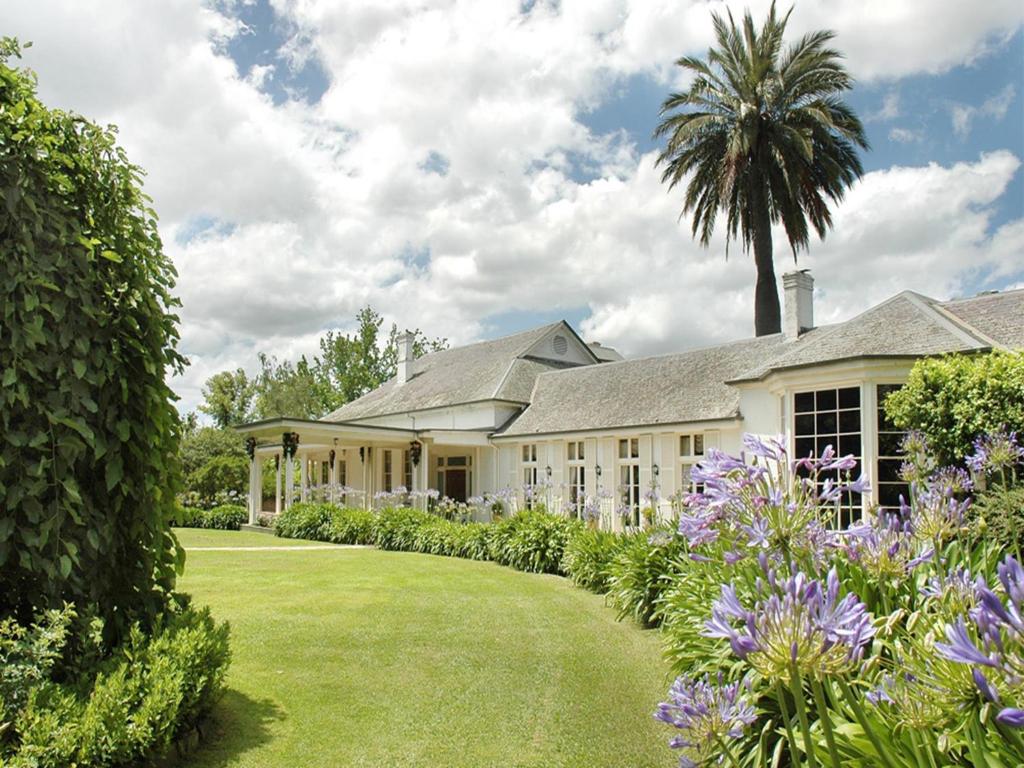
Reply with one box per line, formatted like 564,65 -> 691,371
179,426 -> 249,508
198,368 -> 254,428
252,353 -> 322,420
654,3 -> 867,336
313,306 -> 447,414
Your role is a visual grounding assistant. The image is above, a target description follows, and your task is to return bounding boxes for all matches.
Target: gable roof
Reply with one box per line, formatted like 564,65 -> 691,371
940,288 -> 1024,349
325,321 -> 596,422
496,334 -> 788,437
728,290 -> 1008,383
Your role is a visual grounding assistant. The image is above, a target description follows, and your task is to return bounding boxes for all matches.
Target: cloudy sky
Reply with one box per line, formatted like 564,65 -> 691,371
8,0 -> 1024,413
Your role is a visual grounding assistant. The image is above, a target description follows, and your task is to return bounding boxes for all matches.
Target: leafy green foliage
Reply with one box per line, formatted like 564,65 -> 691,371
171,504 -> 246,531
178,427 -> 248,508
198,369 -> 254,428
3,602 -> 230,767
371,507 -> 435,551
488,510 -> 584,574
0,40 -> 184,636
885,350 -> 1024,465
606,528 -> 687,627
0,605 -> 75,732
561,528 -> 627,593
252,352 -> 323,420
970,486 -> 1024,557
325,507 -> 375,545
274,502 -> 335,541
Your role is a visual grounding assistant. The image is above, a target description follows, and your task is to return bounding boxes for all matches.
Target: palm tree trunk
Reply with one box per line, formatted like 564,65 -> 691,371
750,180 -> 781,336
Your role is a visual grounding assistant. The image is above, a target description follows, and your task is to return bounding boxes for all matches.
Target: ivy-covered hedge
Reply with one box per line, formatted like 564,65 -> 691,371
885,350 -> 1024,465
0,40 -> 184,639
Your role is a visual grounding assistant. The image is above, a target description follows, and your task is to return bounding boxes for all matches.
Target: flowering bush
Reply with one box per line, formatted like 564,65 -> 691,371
654,433 -> 1022,768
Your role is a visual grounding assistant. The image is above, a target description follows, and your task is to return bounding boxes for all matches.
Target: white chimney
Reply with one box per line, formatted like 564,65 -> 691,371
396,331 -> 414,386
783,270 -> 814,340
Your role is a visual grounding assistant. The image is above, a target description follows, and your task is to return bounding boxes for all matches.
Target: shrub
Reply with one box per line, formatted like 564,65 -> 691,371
325,507 -> 375,545
200,505 -> 247,531
372,507 -> 433,551
170,504 -> 246,531
2,602 -> 230,767
178,427 -> 249,509
561,529 -> 627,593
0,39 -> 184,639
606,527 -> 686,627
885,350 -> 1024,465
274,502 -> 334,541
488,510 -> 583,574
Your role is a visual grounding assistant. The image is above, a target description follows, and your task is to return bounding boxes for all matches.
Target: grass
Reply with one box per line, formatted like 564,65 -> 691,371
174,528 -> 672,768
173,528 -> 336,548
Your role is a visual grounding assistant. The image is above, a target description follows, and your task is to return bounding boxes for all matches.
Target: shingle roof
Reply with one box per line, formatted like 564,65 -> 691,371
940,289 -> 1024,349
728,291 -> 998,383
496,334 -> 788,437
325,321 -> 587,422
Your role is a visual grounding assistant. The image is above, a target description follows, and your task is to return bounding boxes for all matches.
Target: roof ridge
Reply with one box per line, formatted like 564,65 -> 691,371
901,291 -> 997,349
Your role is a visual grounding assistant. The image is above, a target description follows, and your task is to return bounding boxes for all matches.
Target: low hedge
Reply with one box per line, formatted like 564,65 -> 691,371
488,509 -> 584,574
561,528 -> 628,593
2,601 -> 230,767
606,527 -> 687,628
171,504 -> 247,531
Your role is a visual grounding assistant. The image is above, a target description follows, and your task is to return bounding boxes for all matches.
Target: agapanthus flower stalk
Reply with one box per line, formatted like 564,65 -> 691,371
655,674 -> 756,768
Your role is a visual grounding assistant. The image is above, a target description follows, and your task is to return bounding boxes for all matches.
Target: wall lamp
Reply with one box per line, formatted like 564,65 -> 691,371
545,465 -> 552,477
595,465 -> 602,477
652,464 -> 660,477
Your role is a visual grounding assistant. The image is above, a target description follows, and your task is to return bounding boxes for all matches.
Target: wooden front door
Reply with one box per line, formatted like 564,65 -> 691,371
445,469 -> 467,503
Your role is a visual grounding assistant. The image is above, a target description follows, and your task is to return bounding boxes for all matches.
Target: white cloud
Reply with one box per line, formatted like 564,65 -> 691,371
951,83 -> 1017,138
868,91 -> 901,122
888,127 -> 922,143
5,0 -> 1023,414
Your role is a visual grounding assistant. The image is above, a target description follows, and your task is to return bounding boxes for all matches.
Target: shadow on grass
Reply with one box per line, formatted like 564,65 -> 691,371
179,688 -> 284,768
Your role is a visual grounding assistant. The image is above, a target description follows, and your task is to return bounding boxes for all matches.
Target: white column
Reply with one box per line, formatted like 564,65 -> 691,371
300,452 -> 308,503
248,456 -> 258,525
275,454 -> 282,514
329,453 -> 337,505
284,454 -> 294,510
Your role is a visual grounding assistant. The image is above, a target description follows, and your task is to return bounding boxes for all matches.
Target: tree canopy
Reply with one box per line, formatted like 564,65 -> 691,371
654,2 -> 867,335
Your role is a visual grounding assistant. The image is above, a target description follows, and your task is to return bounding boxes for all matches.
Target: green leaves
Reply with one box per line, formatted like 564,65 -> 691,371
1,45 -> 185,641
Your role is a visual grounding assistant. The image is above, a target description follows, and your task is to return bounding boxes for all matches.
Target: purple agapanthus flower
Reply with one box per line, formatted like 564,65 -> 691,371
704,565 -> 875,680
966,429 -> 1024,476
936,555 -> 1024,727
655,674 -> 757,767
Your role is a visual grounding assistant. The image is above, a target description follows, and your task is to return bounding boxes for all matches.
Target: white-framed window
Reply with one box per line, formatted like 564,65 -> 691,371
618,438 -> 640,526
876,384 -> 909,512
338,458 -> 347,488
522,444 -> 538,507
793,386 -> 863,528
403,450 -> 413,490
567,441 -> 585,514
383,450 -> 393,492
679,432 -> 706,495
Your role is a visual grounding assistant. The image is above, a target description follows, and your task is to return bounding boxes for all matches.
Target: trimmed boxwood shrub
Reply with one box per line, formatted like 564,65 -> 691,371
488,510 -> 584,574
561,528 -> 627,593
1,40 -> 186,640
2,600 -> 230,767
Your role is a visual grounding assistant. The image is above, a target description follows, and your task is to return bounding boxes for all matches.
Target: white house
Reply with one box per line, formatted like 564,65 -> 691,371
235,272 -> 1024,530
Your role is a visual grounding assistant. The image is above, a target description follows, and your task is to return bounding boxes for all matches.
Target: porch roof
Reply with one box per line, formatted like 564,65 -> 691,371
234,417 -> 416,446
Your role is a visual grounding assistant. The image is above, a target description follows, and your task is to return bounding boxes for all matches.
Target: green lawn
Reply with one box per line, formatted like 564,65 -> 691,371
173,528 -> 339,548
175,528 -> 673,768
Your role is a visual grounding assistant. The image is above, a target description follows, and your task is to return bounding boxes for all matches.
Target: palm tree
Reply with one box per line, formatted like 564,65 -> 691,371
654,3 -> 868,336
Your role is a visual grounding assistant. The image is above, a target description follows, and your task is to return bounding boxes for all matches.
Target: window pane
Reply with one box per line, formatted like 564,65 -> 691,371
795,437 -> 816,458
619,439 -> 627,459
878,458 -> 903,483
630,438 -> 638,457
694,435 -> 704,455
680,435 -> 691,456
816,412 -> 838,434
837,387 -> 860,409
878,431 -> 903,456
448,456 -> 467,466
578,442 -> 585,460
839,434 -> 860,457
522,445 -> 529,462
816,436 -> 834,455
816,389 -> 837,411
567,443 -> 576,460
795,414 -> 815,435
839,410 -> 860,433
795,392 -> 815,413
